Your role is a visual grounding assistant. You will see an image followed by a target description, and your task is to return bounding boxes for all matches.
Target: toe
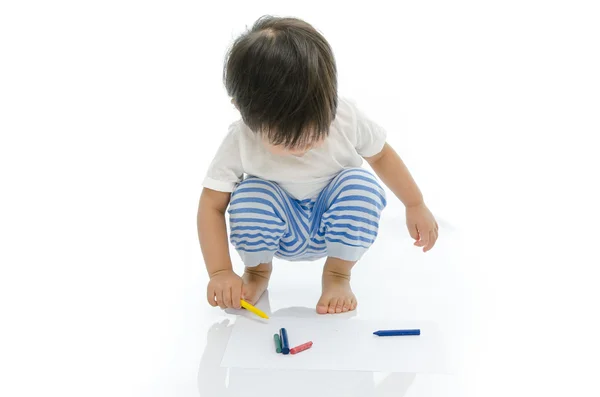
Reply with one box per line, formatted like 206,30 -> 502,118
335,299 -> 344,313
316,304 -> 328,314
316,296 -> 329,314
342,300 -> 350,312
328,298 -> 338,314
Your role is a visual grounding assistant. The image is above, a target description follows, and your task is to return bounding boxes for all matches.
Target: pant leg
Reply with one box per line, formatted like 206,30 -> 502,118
311,168 -> 387,262
228,178 -> 310,267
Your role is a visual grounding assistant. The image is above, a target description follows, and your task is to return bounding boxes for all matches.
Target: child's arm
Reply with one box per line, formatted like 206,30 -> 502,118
365,143 -> 439,252
197,188 -> 242,309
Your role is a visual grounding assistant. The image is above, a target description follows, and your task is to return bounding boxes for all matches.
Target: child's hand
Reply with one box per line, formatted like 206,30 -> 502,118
207,270 -> 243,309
406,203 -> 439,252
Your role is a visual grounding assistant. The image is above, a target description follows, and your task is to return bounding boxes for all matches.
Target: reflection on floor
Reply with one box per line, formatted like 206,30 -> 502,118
198,316 -> 416,397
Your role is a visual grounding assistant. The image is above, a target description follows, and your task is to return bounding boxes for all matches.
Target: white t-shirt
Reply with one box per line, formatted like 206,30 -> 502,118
202,98 -> 387,200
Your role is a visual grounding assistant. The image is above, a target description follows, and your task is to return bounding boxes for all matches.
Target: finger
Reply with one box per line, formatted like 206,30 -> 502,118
223,286 -> 233,308
413,228 -> 425,246
216,290 -> 226,310
417,227 -> 430,248
408,223 -> 419,241
435,221 -> 439,231
207,287 -> 217,307
424,230 -> 437,252
232,283 -> 242,309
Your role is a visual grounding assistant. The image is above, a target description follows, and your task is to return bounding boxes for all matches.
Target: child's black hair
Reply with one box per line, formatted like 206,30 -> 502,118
224,16 -> 338,148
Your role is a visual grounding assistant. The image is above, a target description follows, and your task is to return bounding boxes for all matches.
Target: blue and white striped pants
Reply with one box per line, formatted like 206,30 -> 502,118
228,168 -> 387,267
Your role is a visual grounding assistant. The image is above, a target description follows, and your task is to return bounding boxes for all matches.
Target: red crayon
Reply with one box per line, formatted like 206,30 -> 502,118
290,341 -> 313,355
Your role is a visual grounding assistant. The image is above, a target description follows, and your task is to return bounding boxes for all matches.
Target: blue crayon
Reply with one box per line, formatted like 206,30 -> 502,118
373,329 -> 420,336
280,328 -> 290,354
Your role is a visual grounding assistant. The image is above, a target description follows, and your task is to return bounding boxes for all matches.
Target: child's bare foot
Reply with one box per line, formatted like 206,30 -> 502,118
316,258 -> 357,314
241,263 -> 272,305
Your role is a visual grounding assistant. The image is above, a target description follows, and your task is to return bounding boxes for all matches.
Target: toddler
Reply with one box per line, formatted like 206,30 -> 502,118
197,16 -> 438,314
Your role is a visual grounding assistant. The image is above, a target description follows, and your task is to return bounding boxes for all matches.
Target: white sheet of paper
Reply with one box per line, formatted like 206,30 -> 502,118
221,316 -> 450,373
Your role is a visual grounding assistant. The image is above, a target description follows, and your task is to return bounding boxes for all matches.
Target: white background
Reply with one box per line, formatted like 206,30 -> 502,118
1,1 -> 599,396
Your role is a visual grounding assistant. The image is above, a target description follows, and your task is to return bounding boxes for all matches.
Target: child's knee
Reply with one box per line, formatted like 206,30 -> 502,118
332,168 -> 387,210
229,178 -> 286,223
228,178 -> 288,266
337,168 -> 383,188
233,177 -> 280,196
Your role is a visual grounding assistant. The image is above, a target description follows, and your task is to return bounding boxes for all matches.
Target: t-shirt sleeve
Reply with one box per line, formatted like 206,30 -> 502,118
202,124 -> 244,193
348,99 -> 387,158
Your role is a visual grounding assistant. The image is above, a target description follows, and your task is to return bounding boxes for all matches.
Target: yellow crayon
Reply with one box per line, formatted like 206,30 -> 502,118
240,300 -> 269,319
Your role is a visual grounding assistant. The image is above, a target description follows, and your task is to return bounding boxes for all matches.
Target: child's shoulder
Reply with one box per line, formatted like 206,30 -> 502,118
336,96 -> 356,117
219,119 -> 261,151
335,96 -> 369,127
332,96 -> 366,132
223,119 -> 253,140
